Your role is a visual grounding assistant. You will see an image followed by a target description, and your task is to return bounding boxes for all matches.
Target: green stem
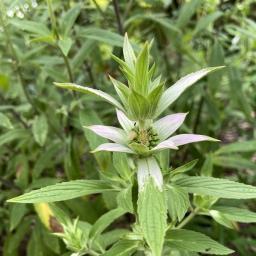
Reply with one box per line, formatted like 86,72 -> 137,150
176,207 -> 200,229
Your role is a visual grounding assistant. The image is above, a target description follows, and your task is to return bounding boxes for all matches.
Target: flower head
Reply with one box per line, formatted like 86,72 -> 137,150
85,109 -> 218,156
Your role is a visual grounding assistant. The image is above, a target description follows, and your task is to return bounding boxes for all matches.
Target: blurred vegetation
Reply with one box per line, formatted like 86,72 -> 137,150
0,0 -> 255,255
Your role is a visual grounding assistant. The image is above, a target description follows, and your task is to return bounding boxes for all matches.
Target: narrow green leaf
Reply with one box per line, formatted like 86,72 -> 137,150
176,0 -> 202,28
209,210 -> 237,229
60,4 -> 81,36
170,159 -> 198,178
212,155 -> 256,171
194,11 -> 223,34
215,140 -> 256,155
58,37 -> 72,56
103,240 -> 139,256
32,115 -> 48,146
0,112 -> 13,129
0,129 -> 29,147
134,43 -> 149,95
166,229 -> 234,255
138,179 -> 167,256
212,206 -> 256,223
10,19 -> 50,36
175,176 -> 256,199
54,82 -> 124,111
80,28 -> 124,47
155,67 -> 225,117
89,208 -> 126,241
123,33 -> 136,70
7,180 -> 114,203
128,90 -> 150,120
167,185 -> 190,222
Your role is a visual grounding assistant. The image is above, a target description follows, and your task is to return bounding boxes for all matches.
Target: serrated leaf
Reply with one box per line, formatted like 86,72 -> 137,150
167,185 -> 190,222
137,179 -> 167,256
7,180 -> 114,203
166,229 -> 234,255
117,186 -> 134,213
175,176 -> 256,199
209,210 -> 237,229
32,115 -> 48,146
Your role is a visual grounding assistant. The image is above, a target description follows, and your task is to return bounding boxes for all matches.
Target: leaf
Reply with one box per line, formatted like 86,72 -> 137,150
212,206 -> 256,223
60,4 -> 81,36
167,185 -> 190,222
103,240 -> 139,256
32,115 -> 48,146
109,76 -> 130,109
194,11 -> 223,34
126,14 -> 180,34
89,208 -> 126,241
128,90 -> 150,120
10,204 -> 27,231
117,187 -> 134,213
215,140 -> 256,155
123,33 -> 136,70
209,210 -> 237,229
134,43 -> 149,95
58,37 -> 72,56
175,176 -> 256,199
212,155 -> 256,171
80,27 -> 124,47
0,112 -> 13,129
155,67 -> 225,117
0,129 -> 29,147
208,40 -> 225,93
7,180 -> 114,203
176,0 -> 202,28
170,159 -> 198,178
10,19 -> 51,36
137,179 -> 167,256
54,82 -> 124,111
166,229 -> 234,255
228,67 -> 253,122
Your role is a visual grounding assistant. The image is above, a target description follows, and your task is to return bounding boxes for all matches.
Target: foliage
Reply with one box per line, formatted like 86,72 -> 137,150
0,0 -> 256,255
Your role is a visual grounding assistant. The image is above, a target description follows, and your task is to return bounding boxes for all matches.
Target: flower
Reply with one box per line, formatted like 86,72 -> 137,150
85,109 -> 219,156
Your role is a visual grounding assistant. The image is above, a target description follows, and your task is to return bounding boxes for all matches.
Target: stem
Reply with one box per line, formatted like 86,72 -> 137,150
46,0 -> 74,83
112,0 -> 124,35
176,208 -> 200,229
60,49 -> 74,82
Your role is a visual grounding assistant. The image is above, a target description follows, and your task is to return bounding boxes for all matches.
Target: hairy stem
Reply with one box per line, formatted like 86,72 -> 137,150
176,207 -> 200,229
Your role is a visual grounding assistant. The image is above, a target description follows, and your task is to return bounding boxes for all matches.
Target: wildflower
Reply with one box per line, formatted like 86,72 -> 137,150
86,109 -> 218,156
